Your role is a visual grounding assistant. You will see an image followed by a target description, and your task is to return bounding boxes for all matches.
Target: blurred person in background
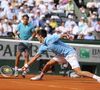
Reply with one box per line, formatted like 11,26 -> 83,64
55,21 -> 67,35
38,1 -> 47,14
6,20 -> 14,37
98,4 -> 100,17
17,7 -> 25,22
0,0 -> 9,10
35,10 -> 42,20
48,1 -> 56,12
0,7 -> 5,19
82,20 -> 95,36
95,18 -> 100,32
49,16 -> 58,33
59,0 -> 68,5
38,15 -> 46,28
64,0 -> 74,16
31,14 -> 40,28
69,22 -> 79,39
78,17 -> 88,35
6,6 -> 15,20
44,20 -> 53,36
0,19 -> 3,36
89,12 -> 98,29
88,3 -> 97,16
65,15 -> 76,30
12,15 -> 19,36
80,6 -> 88,20
94,18 -> 100,39
74,0 -> 85,8
84,32 -> 96,40
2,18 -> 10,36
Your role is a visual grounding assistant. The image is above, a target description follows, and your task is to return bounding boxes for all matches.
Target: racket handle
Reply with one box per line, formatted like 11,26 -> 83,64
18,68 -> 22,71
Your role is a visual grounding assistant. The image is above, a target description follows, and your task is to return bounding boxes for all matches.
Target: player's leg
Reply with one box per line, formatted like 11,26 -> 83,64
41,59 -> 58,74
24,44 -> 32,65
14,51 -> 21,77
22,50 -> 30,78
73,67 -> 93,77
22,44 -> 32,78
14,43 -> 24,77
66,54 -> 100,83
15,51 -> 22,67
30,55 -> 67,80
30,59 -> 58,80
24,50 -> 30,65
73,67 -> 100,83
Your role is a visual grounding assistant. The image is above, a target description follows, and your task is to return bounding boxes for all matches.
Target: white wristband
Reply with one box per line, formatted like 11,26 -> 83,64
28,36 -> 33,41
24,64 -> 28,68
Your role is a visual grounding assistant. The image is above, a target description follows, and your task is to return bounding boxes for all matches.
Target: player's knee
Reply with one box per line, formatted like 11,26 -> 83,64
46,62 -> 52,67
24,51 -> 29,58
24,54 -> 29,58
75,71 -> 83,76
16,52 -> 21,57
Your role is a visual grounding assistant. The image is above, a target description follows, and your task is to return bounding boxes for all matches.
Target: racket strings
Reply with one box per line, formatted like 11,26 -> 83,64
0,66 -> 14,77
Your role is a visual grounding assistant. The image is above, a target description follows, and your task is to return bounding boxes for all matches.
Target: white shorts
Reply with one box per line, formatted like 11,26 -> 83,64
52,54 -> 80,69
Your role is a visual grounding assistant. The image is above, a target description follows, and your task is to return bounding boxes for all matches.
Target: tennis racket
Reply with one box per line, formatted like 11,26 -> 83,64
0,65 -> 22,77
0,65 -> 14,77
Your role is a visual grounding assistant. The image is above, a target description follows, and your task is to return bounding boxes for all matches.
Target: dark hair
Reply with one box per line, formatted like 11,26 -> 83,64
22,14 -> 29,19
37,29 -> 47,38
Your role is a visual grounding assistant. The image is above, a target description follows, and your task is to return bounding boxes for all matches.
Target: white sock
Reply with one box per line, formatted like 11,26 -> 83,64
15,66 -> 18,71
93,75 -> 100,80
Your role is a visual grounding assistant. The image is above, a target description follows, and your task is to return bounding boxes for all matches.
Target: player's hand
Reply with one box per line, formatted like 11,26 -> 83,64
68,35 -> 74,41
28,36 -> 33,41
22,64 -> 29,71
21,66 -> 27,71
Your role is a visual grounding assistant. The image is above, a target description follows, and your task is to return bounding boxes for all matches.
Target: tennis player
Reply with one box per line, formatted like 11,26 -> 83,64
14,14 -> 36,77
23,29 -> 100,82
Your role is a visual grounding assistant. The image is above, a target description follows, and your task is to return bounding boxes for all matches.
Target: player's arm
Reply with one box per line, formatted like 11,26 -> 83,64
23,44 -> 47,69
27,54 -> 41,66
50,34 -> 74,44
22,54 -> 41,71
60,33 -> 74,40
13,30 -> 20,39
28,31 -> 36,40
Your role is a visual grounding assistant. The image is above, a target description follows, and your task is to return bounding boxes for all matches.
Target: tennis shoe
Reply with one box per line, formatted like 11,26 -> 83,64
22,71 -> 27,78
22,68 -> 29,78
14,70 -> 19,77
30,75 -> 42,80
97,78 -> 100,83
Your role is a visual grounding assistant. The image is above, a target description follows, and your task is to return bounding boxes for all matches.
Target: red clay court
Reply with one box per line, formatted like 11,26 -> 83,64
0,75 -> 100,90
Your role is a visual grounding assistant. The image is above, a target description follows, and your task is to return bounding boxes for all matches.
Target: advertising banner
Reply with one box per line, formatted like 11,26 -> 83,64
0,41 -> 100,63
